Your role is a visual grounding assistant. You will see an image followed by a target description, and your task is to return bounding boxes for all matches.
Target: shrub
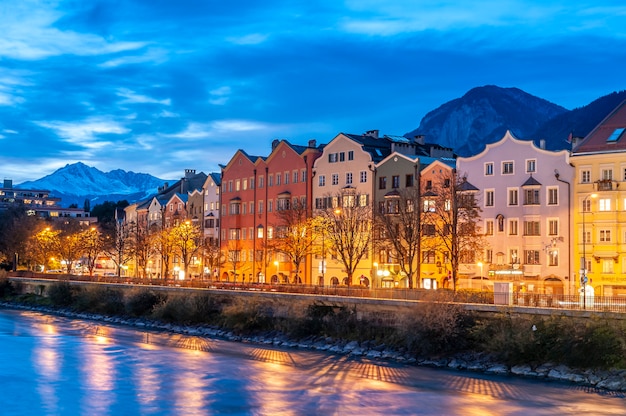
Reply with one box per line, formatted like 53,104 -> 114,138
0,277 -> 14,298
47,282 -> 74,307
125,290 -> 163,317
74,286 -> 125,315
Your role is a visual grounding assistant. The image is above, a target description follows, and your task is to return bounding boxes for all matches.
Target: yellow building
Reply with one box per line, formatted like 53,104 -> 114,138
571,100 -> 626,296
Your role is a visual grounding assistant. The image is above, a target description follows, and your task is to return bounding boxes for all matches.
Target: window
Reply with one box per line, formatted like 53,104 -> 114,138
258,200 -> 264,214
235,180 -> 240,191
268,175 -> 273,187
250,178 -> 254,189
524,250 -> 540,265
332,174 -> 339,185
423,200 -> 435,212
582,198 -> 591,212
302,170 -> 307,183
229,202 -> 241,215
293,171 -> 298,183
602,259 -> 614,274
599,198 -> 611,211
599,229 -> 611,242
276,173 -> 281,186
548,250 -> 559,267
319,175 -> 326,187
359,194 -> 368,207
607,128 -> 625,143
602,169 -> 613,180
259,176 -> 264,188
502,161 -> 514,174
284,172 -> 289,184
581,170 -> 590,183
268,200 -> 273,212
346,172 -> 353,185
548,219 -> 558,236
583,230 -> 591,244
379,177 -> 387,189
425,180 -> 432,190
422,250 -> 436,264
523,221 -> 540,236
405,174 -> 414,187
524,189 -> 540,205
228,180 -> 233,192
485,163 -> 494,176
360,171 -> 367,183
277,198 -> 290,211
243,179 -> 247,190
547,188 -> 558,205
392,175 -> 400,188
509,219 -> 518,235
329,153 -> 338,163
485,220 -> 494,235
339,152 -> 345,162
526,159 -> 536,173
510,249 -> 519,264
229,228 -> 241,240
348,151 -> 354,160
508,188 -> 518,206
423,224 -> 435,236
485,190 -> 494,207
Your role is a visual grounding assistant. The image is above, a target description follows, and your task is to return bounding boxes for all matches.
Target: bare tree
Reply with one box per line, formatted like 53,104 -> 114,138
422,170 -> 485,291
318,190 -> 373,286
224,239 -> 247,282
171,220 -> 202,279
375,186 -> 421,289
80,226 -> 105,276
102,219 -> 134,277
154,226 -> 175,279
273,199 -> 321,284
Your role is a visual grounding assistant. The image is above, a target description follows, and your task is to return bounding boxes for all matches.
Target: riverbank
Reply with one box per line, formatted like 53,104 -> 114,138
2,300 -> 625,393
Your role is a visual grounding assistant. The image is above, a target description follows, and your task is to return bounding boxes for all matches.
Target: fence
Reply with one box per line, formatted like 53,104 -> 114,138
8,271 -> 626,313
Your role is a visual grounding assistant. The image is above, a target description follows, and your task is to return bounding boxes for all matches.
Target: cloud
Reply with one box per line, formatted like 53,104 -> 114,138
0,1 -> 146,60
36,117 -> 130,148
226,33 -> 269,45
209,86 -> 232,105
117,88 -> 171,106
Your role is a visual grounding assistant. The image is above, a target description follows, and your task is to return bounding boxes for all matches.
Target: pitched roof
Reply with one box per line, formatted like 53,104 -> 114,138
522,175 -> 542,187
573,99 -> 626,154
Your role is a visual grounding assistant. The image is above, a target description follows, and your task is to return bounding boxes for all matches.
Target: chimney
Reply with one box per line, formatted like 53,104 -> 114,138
272,139 -> 280,150
3,179 -> 12,189
308,139 -> 317,148
539,139 -> 545,149
412,135 -> 425,145
365,130 -> 379,139
185,169 -> 196,178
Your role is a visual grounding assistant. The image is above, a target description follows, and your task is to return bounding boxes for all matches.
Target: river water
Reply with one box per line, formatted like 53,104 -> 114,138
0,308 -> 624,416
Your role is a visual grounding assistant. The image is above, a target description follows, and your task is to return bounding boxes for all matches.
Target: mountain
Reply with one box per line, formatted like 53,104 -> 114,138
530,90 -> 626,148
17,162 -> 170,208
405,86 -> 626,156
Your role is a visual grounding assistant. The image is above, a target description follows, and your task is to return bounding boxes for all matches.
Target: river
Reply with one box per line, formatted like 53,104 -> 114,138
0,308 -> 624,415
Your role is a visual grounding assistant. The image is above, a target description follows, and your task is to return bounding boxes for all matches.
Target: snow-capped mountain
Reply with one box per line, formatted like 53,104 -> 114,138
17,162 -> 170,208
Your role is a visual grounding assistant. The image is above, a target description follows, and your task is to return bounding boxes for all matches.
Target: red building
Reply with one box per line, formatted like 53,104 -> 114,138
220,139 -> 322,284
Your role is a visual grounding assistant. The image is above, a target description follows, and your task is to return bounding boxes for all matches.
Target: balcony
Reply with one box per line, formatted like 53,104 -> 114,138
595,179 -> 614,191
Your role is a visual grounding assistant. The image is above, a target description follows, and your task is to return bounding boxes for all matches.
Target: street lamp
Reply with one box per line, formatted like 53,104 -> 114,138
581,193 -> 597,309
274,260 -> 279,283
477,261 -> 483,290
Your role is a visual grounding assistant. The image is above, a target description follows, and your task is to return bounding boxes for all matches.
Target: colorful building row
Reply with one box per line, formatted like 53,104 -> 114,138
123,100 -> 626,296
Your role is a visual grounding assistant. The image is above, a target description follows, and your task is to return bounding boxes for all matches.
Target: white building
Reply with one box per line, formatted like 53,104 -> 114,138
457,131 -> 575,295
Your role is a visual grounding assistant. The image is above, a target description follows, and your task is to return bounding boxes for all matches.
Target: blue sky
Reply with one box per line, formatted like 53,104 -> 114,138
1,0 -> 625,183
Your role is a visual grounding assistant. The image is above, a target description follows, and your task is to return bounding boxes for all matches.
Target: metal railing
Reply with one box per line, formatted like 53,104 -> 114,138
8,271 -> 626,313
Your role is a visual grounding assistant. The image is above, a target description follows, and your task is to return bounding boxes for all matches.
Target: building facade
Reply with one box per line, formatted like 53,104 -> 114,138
571,99 -> 626,296
458,131 -> 574,294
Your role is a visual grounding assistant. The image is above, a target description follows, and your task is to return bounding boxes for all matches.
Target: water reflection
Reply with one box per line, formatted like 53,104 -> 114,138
1,309 -> 625,416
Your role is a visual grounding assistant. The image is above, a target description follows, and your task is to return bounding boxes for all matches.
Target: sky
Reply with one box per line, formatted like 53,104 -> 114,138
1,0 -> 626,183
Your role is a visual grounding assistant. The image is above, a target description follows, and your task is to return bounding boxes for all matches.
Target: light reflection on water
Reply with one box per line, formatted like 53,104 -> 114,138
1,309 -> 625,415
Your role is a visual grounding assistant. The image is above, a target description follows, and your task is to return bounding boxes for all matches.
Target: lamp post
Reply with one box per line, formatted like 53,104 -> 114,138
581,193 -> 597,309
274,260 -> 279,283
477,261 -> 483,290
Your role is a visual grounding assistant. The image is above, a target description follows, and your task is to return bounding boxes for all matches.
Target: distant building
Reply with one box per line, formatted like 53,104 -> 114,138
0,178 -> 95,225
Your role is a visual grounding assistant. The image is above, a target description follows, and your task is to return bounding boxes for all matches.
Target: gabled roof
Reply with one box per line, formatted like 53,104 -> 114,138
209,172 -> 221,186
573,100 -> 626,154
458,179 -> 479,191
522,175 -> 542,187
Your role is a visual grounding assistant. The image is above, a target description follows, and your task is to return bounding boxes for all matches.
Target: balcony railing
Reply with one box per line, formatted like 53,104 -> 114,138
596,179 -> 614,191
